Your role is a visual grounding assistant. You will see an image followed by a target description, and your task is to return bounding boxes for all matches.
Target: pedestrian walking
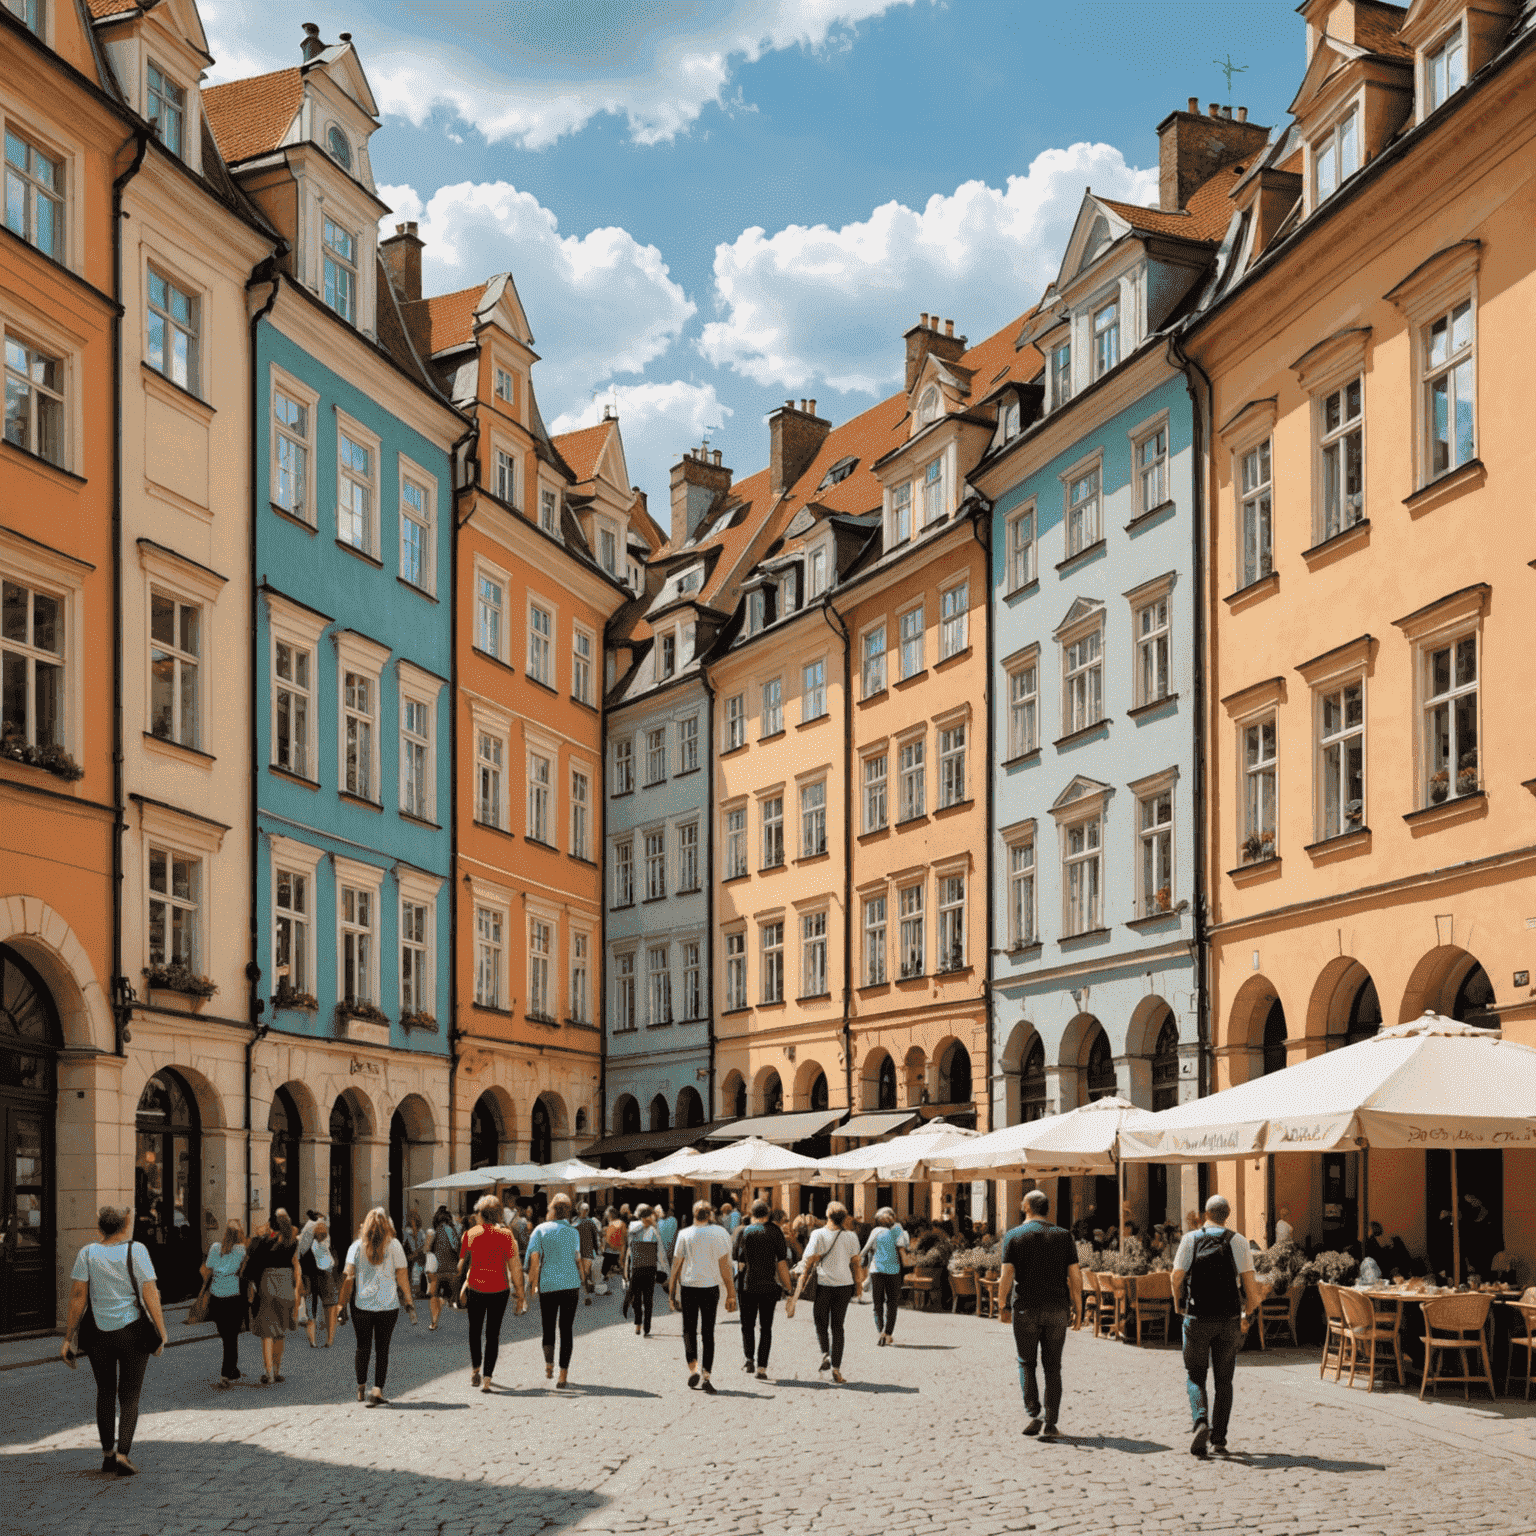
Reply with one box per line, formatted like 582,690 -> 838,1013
427,1205 -> 462,1327
717,1199 -> 738,1234
340,1207 -> 417,1406
997,1190 -> 1083,1441
602,1206 -> 627,1297
60,1205 -> 168,1476
786,1203 -> 863,1384
402,1207 -> 428,1298
527,1193 -> 589,1386
574,1201 -> 602,1300
1170,1194 -> 1262,1457
860,1207 -> 909,1348
669,1200 -> 736,1393
625,1204 -> 665,1338
457,1195 -> 525,1391
200,1217 -> 247,1386
509,1202 -> 532,1257
242,1209 -> 302,1385
734,1199 -> 791,1379
302,1216 -> 342,1347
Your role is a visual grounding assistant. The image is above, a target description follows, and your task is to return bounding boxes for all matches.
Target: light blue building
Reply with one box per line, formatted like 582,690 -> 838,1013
206,30 -> 466,1237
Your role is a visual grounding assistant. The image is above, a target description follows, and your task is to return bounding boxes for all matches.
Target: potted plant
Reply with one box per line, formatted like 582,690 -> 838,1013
1429,769 -> 1449,804
1456,751 -> 1478,796
142,963 -> 218,1002
1,737 -> 85,782
400,1009 -> 437,1031
1154,885 -> 1173,912
336,998 -> 389,1026
1242,832 -> 1265,864
272,981 -> 319,1013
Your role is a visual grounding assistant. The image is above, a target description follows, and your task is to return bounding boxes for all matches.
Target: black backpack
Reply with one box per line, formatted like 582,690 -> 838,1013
1182,1229 -> 1241,1318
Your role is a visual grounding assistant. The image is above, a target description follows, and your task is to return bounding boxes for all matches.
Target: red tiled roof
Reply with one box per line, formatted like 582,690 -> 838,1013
407,285 -> 485,356
202,69 -> 305,165
86,0 -> 143,17
1099,162 -> 1244,245
551,421 -> 611,485
1353,1 -> 1411,59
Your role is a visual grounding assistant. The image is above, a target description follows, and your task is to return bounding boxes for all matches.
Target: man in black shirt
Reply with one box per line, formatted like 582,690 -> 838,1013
997,1190 -> 1082,1441
734,1199 -> 792,1379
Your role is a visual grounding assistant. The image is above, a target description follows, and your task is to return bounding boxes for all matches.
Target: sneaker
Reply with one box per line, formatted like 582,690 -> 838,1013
701,1378 -> 717,1395
687,1371 -> 700,1389
481,1376 -> 493,1394
1040,1424 -> 1060,1443
471,1370 -> 481,1388
742,1358 -> 755,1372
1210,1442 -> 1230,1457
1023,1417 -> 1044,1437
1190,1421 -> 1210,1458
756,1368 -> 768,1380
819,1353 -> 831,1373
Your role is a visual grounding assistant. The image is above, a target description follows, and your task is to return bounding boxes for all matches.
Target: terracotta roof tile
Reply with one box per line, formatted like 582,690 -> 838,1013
550,421 -> 611,485
86,0 -> 143,17
1099,162 -> 1245,246
1353,2 -> 1411,59
202,69 -> 305,165
409,285 -> 485,356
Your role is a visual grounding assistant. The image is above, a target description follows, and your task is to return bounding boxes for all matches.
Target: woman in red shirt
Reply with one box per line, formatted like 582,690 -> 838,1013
457,1195 -> 525,1392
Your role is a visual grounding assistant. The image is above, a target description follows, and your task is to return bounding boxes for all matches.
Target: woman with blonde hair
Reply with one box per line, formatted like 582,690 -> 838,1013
242,1208 -> 302,1385
200,1217 -> 247,1386
456,1194 -> 525,1391
301,1215 -> 341,1347
340,1206 -> 415,1405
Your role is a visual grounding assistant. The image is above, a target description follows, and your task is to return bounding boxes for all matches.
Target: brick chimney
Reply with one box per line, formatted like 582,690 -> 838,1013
381,221 -> 423,304
903,314 -> 967,395
768,400 -> 831,497
670,444 -> 732,547
1154,103 -> 1270,212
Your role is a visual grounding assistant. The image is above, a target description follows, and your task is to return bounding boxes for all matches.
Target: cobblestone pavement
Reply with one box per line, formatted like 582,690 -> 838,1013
3,1291 -> 1532,1536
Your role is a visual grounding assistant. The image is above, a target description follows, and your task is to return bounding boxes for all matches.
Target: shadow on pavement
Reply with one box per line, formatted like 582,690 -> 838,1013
1061,1435 -> 1171,1454
1222,1451 -> 1387,1472
771,1378 -> 921,1394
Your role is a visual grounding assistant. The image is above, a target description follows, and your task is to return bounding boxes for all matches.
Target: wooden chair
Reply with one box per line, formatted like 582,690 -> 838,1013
1338,1287 -> 1405,1391
1106,1274 -> 1130,1341
949,1267 -> 977,1314
1132,1270 -> 1174,1346
1080,1273 -> 1100,1333
977,1272 -> 1001,1321
1257,1285 -> 1298,1349
1505,1298 -> 1536,1401
1093,1273 -> 1119,1337
902,1270 -> 939,1311
1317,1283 -> 1349,1382
1420,1293 -> 1495,1400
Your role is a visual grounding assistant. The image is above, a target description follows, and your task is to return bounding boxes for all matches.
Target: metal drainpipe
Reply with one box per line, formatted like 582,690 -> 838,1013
596,618 -> 610,1146
109,129 -> 149,1057
700,665 -> 717,1123
820,599 -> 853,1119
971,501 -> 998,1232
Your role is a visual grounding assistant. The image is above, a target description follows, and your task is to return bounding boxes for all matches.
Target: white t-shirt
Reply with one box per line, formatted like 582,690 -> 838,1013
804,1225 -> 861,1287
1273,1219 -> 1294,1246
346,1237 -> 407,1311
673,1222 -> 733,1289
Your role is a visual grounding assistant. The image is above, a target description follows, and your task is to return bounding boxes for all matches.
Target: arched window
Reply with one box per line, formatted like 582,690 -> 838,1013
877,1055 -> 897,1111
470,1094 -> 501,1168
575,1107 -> 588,1135
1262,999 -> 1288,1075
1152,1016 -> 1180,1111
1345,977 -> 1381,1046
649,1094 -> 670,1133
677,1087 -> 705,1128
763,1072 -> 783,1115
531,1097 -> 553,1164
809,1072 -> 828,1113
917,385 -> 941,426
326,124 -> 352,169
135,1069 -> 200,1300
618,1097 -> 641,1137
1085,1029 -> 1116,1101
1453,962 -> 1497,1027
1021,1039 -> 1047,1122
941,1043 -> 972,1105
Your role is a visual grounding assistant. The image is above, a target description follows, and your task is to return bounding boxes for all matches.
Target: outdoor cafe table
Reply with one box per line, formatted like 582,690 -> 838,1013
1354,1286 -> 1521,1388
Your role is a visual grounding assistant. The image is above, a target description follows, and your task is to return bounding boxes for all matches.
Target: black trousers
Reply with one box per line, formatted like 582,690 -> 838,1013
209,1293 -> 244,1379
540,1287 -> 579,1368
353,1306 -> 398,1390
739,1290 -> 779,1367
680,1284 -> 719,1373
466,1287 -> 509,1376
1012,1305 -> 1072,1425
629,1266 -> 656,1333
814,1282 -> 854,1369
86,1324 -> 151,1454
871,1272 -> 901,1336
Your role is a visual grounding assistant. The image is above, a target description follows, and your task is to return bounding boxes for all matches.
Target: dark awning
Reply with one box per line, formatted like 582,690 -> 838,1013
705,1110 -> 844,1144
581,1121 -> 730,1167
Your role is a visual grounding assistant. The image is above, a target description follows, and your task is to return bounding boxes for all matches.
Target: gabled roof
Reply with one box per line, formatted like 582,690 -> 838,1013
414,285 -> 487,356
550,421 -> 611,485
1353,1 -> 1412,59
202,68 -> 305,164
1097,163 -> 1247,246
85,0 -> 142,17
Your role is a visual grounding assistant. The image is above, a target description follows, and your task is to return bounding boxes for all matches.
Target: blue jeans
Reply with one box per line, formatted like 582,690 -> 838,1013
1182,1314 -> 1243,1442
1011,1305 -> 1071,1424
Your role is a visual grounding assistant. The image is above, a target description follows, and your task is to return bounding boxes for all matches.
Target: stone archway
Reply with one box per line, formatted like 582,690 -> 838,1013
612,1093 -> 641,1138
752,1065 -> 783,1116
1400,944 -> 1498,1026
675,1086 -> 705,1129
902,1046 -> 927,1107
719,1071 -> 746,1122
649,1094 -> 671,1133
792,1058 -> 828,1112
859,1047 -> 894,1111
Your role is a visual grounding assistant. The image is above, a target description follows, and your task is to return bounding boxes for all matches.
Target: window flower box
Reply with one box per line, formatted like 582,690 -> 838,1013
400,1009 -> 437,1031
272,986 -> 319,1014
1241,831 -> 1277,864
142,963 -> 218,1001
1,739 -> 85,782
336,999 -> 389,1026
1429,770 -> 1449,804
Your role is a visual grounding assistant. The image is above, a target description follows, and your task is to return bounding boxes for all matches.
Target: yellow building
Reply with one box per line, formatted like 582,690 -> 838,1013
1186,0 -> 1536,1277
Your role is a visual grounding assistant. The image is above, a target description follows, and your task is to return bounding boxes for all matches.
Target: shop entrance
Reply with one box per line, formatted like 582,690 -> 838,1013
328,1097 -> 355,1245
1427,1149 -> 1503,1280
135,1069 -> 201,1301
268,1087 -> 301,1220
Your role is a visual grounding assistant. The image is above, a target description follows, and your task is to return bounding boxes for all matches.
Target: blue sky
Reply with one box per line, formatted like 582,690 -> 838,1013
205,0 -> 1304,517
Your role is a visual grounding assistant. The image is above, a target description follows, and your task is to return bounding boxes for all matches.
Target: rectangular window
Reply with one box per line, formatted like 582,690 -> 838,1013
493,366 -> 515,404
146,62 -> 185,156
494,449 -> 517,507
528,604 -> 553,686
1007,509 -> 1035,591
599,526 -> 617,574
807,546 -> 827,597
724,931 -> 746,1011
1064,626 -> 1103,733
271,386 -> 309,519
149,591 -> 199,749
746,589 -> 766,636
802,911 -> 828,997
899,605 -> 924,679
613,837 -> 634,905
476,572 -> 503,659
400,695 -> 431,820
1064,818 -> 1102,936
1313,107 -> 1359,203
863,896 -> 887,985
339,884 -> 373,1004
898,737 -> 925,821
342,671 -> 374,800
570,768 -> 589,858
147,845 -> 199,968
898,884 -> 924,978
1052,342 -> 1071,406
572,628 -> 593,704
1424,633 -> 1478,805
762,795 -> 784,868
1138,791 -> 1174,916
322,216 -> 357,324
539,487 -> 558,535
400,477 -> 430,588
891,481 -> 912,545
147,269 -> 198,393
862,625 -> 887,697
678,713 -> 699,773
474,906 -> 502,1008
1318,681 -> 1365,838
612,737 -> 634,795
1137,428 -> 1168,514
272,641 -> 310,777
938,723 -> 966,808
1240,439 -> 1273,587
724,693 -> 745,751
338,432 -> 374,553
1093,299 -> 1120,378
1066,467 -> 1100,556
680,940 -> 701,1020
570,930 -> 590,1022
1008,842 -> 1035,949
937,874 -> 964,971
801,780 -> 826,857
4,335 -> 64,466
863,753 -> 887,833
760,922 -> 784,1003
678,819 -> 699,890
528,919 -> 552,1020
644,828 -> 666,900
1243,717 -> 1277,860
1319,379 -> 1364,540
273,868 -> 308,994
4,129 -> 62,259
940,582 -> 968,659
1007,662 -> 1037,758
1135,597 -> 1170,707
614,951 -> 636,1031
1424,300 -> 1474,479
475,730 -> 504,828
527,751 -> 552,843
400,899 -> 429,1015
920,458 -> 945,526
803,659 -> 826,720
724,807 -> 746,879
658,632 -> 676,679
647,945 -> 672,1025
761,677 -> 783,736
1426,29 -> 1465,111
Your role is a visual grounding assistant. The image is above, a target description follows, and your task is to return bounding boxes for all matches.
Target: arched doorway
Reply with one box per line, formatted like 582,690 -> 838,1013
1021,1040 -> 1047,1122
1085,1029 -> 1117,1101
649,1094 -> 670,1133
0,946 -> 59,1331
877,1054 -> 897,1111
1452,962 -> 1497,1027
1149,1017 -> 1180,1226
809,1071 -> 828,1112
268,1087 -> 302,1221
470,1093 -> 502,1169
677,1087 -> 705,1128
531,1097 -> 553,1164
135,1069 -> 201,1301
389,1110 -> 408,1232
1342,976 -> 1381,1046
762,1071 -> 783,1115
732,1076 -> 747,1118
938,1042 -> 972,1110
615,1095 -> 641,1138
1261,1000 -> 1288,1075
329,1097 -> 355,1246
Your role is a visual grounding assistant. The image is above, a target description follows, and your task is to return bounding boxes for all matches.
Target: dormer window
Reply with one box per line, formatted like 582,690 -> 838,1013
1001,398 -> 1021,442
891,482 -> 912,545
807,545 -> 828,599
818,455 -> 857,489
676,568 -> 699,595
747,589 -> 766,635
917,385 -> 941,427
658,632 -> 676,679
147,63 -> 185,158
1313,107 -> 1359,203
598,525 -> 616,574
494,366 -> 514,404
1425,28 -> 1465,113
326,125 -> 353,171
1092,300 -> 1120,378
920,458 -> 944,527
1051,342 -> 1072,408
322,216 -> 358,324
627,560 -> 642,594
779,567 -> 799,614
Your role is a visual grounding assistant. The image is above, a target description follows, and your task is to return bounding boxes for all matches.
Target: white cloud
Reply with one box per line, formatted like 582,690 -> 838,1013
698,144 -> 1161,395
380,181 -> 696,409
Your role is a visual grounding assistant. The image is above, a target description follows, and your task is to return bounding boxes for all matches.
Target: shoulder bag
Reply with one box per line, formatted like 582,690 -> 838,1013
74,1246 -> 102,1357
125,1244 -> 164,1354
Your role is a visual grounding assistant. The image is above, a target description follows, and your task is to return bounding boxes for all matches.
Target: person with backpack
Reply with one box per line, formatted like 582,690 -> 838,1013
601,1207 -> 627,1298
1170,1193 -> 1263,1458
997,1190 -> 1082,1441
427,1205 -> 461,1328
625,1204 -> 666,1338
574,1202 -> 603,1301
734,1199 -> 792,1379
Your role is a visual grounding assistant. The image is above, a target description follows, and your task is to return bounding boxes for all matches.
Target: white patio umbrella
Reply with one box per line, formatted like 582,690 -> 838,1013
411,1162 -> 547,1191
537,1157 -> 617,1189
938,1097 -> 1162,1179
624,1146 -> 704,1184
1117,1013 -> 1536,1277
638,1136 -> 822,1187
813,1120 -> 983,1183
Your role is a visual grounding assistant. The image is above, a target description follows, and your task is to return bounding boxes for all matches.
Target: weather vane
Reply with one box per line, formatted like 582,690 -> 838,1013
1214,53 -> 1248,107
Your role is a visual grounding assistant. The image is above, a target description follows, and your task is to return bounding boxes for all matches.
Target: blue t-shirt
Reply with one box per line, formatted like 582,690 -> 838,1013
657,1215 -> 678,1255
863,1224 -> 909,1275
528,1220 -> 584,1292
720,1209 -> 740,1233
72,1241 -> 156,1333
204,1242 -> 245,1297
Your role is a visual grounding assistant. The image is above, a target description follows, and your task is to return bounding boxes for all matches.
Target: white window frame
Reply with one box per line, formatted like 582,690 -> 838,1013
2,321 -> 68,469
1315,676 -> 1367,841
861,748 -> 888,834
3,122 -> 65,263
1062,813 -> 1102,937
335,411 -> 380,557
644,725 -> 667,786
322,213 -> 359,324
1315,377 -> 1365,543
939,577 -> 968,659
569,764 -> 591,859
938,719 -> 967,808
145,263 -> 200,396
678,818 -> 700,891
646,943 -> 672,1026
897,731 -> 926,822
889,480 -> 912,546
1311,103 -> 1360,206
571,625 -> 595,705
1129,578 -> 1172,709
936,871 -> 965,972
760,919 -> 784,1004
612,736 -> 634,795
494,365 -> 515,405
1004,647 -> 1039,759
723,929 -> 747,1011
800,777 -> 827,857
269,834 -> 322,1000
336,630 -> 387,804
397,661 -> 442,824
1421,299 -> 1476,482
539,485 -> 559,536
1061,617 -> 1104,735
526,741 -> 555,846
761,792 -> 785,869
898,601 -> 925,680
1005,504 -> 1036,592
723,693 -> 745,751
806,543 -> 829,599
265,593 -> 327,782
1131,413 -> 1170,517
1415,618 -> 1481,810
801,909 -> 828,998
1092,297 -> 1120,379
1423,24 -> 1466,116
802,657 -> 826,721
145,840 -> 203,973
1062,454 -> 1102,558
761,676 -> 783,736
146,59 -> 186,159
862,892 -> 887,986
398,454 -> 436,594
493,445 -> 520,510
474,557 -> 508,662
334,856 -> 385,1008
644,826 -> 667,901
612,835 -> 634,907
1002,825 -> 1037,950
472,891 -> 508,1010
897,882 -> 925,979
527,598 -> 555,688
1134,779 -> 1175,917
597,522 -> 617,575
723,803 -> 747,880
569,926 -> 592,1023
1240,712 -> 1278,863
471,700 -> 511,830
613,947 -> 637,1032
1051,339 -> 1071,409
141,542 -> 222,756
677,712 -> 699,774
397,869 -> 441,1020
269,367 -> 317,525
680,938 -> 702,1020
527,910 -> 556,1021
920,456 -> 945,528
861,621 -> 887,698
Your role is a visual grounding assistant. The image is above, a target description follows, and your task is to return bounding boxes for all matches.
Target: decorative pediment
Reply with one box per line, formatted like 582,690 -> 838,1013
479,273 -> 535,349
1053,596 -> 1104,638
1050,776 -> 1113,816
1289,32 -> 1361,118
310,39 -> 381,120
1056,194 -> 1134,292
